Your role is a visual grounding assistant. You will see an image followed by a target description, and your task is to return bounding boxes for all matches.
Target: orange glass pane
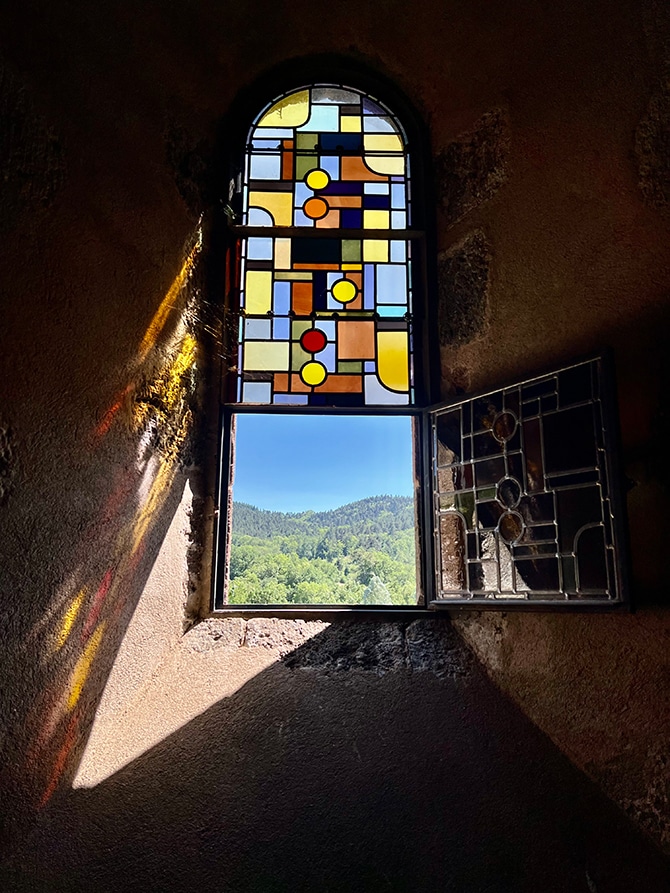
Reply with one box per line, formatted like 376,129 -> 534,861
290,374 -> 311,393
340,156 -> 386,182
315,374 -> 363,393
292,281 -> 312,314
289,373 -> 363,394
273,373 -> 289,392
315,209 -> 341,228
338,321 -> 376,359
327,196 -> 362,208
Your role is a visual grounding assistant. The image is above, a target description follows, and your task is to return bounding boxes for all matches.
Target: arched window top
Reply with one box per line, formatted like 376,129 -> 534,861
242,84 -> 410,230
234,82 -> 418,407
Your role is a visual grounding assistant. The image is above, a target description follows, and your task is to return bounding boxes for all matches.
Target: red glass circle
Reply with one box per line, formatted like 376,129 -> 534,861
300,328 -> 328,353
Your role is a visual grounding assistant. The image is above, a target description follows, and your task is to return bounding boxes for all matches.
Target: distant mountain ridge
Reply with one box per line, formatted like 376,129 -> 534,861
232,495 -> 414,538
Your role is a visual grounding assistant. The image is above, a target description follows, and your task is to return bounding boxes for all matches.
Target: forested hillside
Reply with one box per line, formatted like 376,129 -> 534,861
228,496 -> 418,606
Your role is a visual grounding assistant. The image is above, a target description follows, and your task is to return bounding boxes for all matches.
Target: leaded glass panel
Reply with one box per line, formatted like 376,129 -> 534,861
430,357 -> 626,604
235,85 -> 414,407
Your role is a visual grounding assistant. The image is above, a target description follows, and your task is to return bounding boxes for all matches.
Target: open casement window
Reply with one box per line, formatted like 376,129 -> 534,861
428,356 -> 628,606
213,82 -> 628,612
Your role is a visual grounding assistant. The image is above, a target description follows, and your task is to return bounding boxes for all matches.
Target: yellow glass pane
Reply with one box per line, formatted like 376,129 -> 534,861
248,191 -> 293,226
363,133 -> 404,152
257,90 -> 310,128
275,238 -> 291,269
332,279 -> 357,304
341,263 -> 362,270
276,272 -> 312,280
244,270 -> 272,314
244,341 -> 289,371
364,210 -> 390,229
365,155 -> 405,176
300,361 -> 327,386
377,331 -> 409,392
305,169 -> 330,190
363,240 -> 389,262
341,115 -> 362,132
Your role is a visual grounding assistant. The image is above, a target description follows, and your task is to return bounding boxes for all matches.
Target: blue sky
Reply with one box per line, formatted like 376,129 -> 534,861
232,414 -> 415,512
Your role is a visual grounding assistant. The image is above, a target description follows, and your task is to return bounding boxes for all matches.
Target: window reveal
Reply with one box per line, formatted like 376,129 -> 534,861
213,77 -> 628,611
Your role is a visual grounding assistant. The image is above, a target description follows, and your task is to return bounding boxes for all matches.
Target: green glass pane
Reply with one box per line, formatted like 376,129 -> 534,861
291,342 -> 310,371
291,320 -> 312,339
296,133 -> 319,151
296,154 -> 318,179
342,240 -> 362,262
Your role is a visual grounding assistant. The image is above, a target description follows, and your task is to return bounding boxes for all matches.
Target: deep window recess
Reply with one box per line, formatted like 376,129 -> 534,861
212,79 -> 628,611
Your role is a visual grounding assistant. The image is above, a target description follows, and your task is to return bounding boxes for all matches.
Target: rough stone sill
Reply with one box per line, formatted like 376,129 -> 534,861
184,616 -> 328,656
184,616 -> 474,678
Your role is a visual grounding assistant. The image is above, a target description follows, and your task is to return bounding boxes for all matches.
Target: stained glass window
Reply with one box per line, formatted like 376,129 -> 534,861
236,85 -> 414,408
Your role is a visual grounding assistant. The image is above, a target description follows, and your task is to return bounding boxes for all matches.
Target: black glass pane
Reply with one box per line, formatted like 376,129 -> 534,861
576,525 -> 608,591
558,362 -> 592,408
543,404 -> 597,473
435,408 -> 461,465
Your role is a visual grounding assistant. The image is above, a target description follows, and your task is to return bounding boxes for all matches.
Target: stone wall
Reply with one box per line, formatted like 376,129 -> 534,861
0,0 -> 669,886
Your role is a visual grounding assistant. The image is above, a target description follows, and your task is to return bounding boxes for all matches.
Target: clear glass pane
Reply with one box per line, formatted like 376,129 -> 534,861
226,414 -> 420,607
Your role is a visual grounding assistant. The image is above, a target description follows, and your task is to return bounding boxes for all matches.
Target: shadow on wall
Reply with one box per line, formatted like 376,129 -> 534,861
0,227 -> 205,839
4,621 -> 669,893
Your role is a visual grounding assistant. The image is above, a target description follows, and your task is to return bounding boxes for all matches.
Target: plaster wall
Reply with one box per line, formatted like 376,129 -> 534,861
1,0 -> 669,887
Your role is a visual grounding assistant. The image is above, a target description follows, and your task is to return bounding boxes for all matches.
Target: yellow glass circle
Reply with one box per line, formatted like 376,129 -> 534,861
300,361 -> 327,387
331,278 -> 358,304
305,169 -> 330,191
303,197 -> 329,219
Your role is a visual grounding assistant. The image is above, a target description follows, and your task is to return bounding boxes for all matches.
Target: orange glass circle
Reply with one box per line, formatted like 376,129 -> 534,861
303,197 -> 329,220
